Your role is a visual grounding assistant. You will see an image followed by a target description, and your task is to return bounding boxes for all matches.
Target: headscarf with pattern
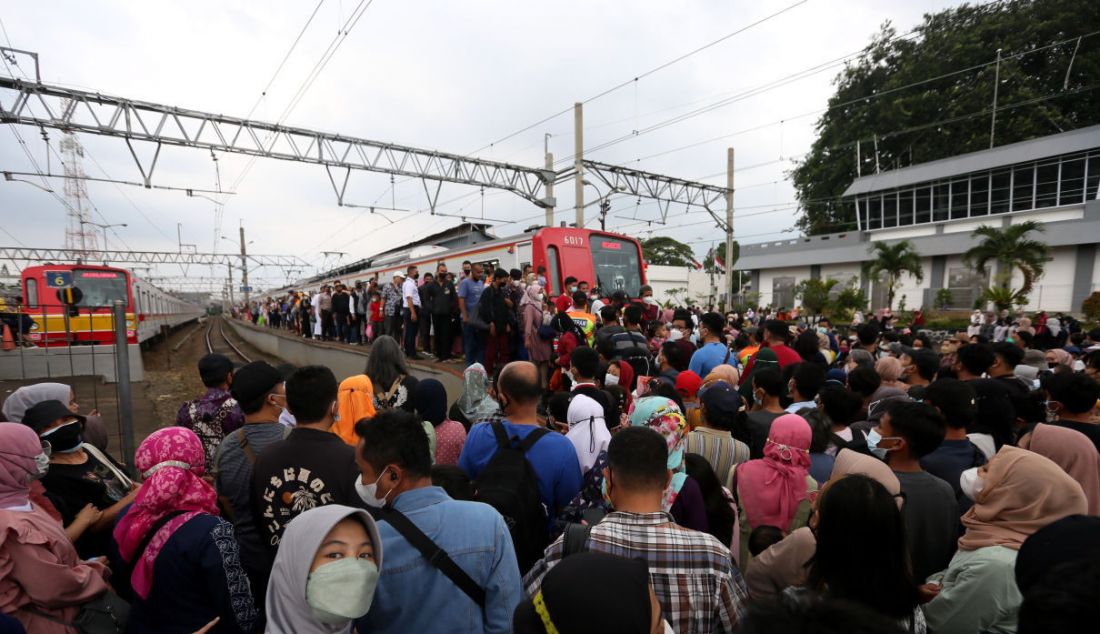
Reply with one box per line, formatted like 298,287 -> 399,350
628,396 -> 689,511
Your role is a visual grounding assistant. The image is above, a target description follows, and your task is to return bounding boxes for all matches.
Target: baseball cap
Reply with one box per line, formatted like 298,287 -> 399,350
554,295 -> 572,313
701,381 -> 742,420
229,361 -> 284,405
22,400 -> 84,433
675,370 -> 702,400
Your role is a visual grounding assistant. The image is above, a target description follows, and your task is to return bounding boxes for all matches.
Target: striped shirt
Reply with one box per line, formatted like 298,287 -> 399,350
524,511 -> 748,634
686,427 -> 751,488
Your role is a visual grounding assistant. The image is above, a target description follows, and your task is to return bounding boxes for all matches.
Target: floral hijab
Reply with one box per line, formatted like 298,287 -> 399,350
628,396 -> 689,512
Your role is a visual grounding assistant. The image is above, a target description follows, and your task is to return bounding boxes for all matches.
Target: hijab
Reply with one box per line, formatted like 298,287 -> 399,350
874,356 -> 905,388
334,375 -> 376,445
704,364 -> 740,389
566,394 -> 611,475
455,364 -> 500,423
831,448 -> 901,498
958,445 -> 1087,551
0,422 -> 44,508
520,283 -> 542,309
1046,348 -> 1073,367
414,379 -> 449,427
738,347 -> 779,402
1029,424 -> 1100,515
736,414 -> 812,531
513,552 -> 653,634
615,360 -> 635,399
2,382 -> 70,423
266,505 -> 384,634
1046,317 -> 1061,337
113,427 -> 219,599
629,396 -> 689,511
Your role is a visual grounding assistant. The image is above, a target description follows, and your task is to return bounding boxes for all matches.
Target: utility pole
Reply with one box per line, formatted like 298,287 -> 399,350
724,147 -> 735,311
574,102 -> 584,228
227,262 -> 235,306
239,225 -> 249,306
990,48 -> 1002,149
544,133 -> 555,227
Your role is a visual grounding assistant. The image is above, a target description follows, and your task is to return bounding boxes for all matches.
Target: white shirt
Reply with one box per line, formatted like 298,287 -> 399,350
402,278 -> 421,307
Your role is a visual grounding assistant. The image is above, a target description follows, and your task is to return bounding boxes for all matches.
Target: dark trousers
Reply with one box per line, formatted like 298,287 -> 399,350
433,313 -> 451,359
420,312 -> 432,351
403,308 -> 419,355
463,323 -> 485,366
321,309 -> 333,339
334,312 -> 350,342
484,330 -> 510,376
386,313 -> 402,340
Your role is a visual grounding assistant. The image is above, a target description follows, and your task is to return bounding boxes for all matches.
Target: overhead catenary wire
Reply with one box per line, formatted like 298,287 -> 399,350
243,0 -> 327,120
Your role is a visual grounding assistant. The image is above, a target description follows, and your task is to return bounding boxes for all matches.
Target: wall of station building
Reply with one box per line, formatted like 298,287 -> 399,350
747,246 -> 1099,314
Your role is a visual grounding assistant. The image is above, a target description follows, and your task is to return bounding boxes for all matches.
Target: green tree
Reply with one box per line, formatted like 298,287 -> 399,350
963,221 -> 1051,305
641,237 -> 696,267
833,281 -> 868,320
703,242 -> 741,274
791,0 -> 1100,235
867,240 -> 924,309
794,278 -> 839,318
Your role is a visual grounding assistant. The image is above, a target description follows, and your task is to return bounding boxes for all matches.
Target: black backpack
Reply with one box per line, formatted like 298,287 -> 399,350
475,421 -> 551,574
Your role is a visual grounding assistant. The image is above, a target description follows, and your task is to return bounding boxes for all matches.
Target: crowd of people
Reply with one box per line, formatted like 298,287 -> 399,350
3,285 -> 1100,633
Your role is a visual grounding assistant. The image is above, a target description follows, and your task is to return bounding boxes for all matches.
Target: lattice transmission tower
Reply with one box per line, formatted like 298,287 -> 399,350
59,114 -> 98,253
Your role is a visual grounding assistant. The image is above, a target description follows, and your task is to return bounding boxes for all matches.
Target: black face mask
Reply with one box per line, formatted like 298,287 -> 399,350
42,420 -> 83,453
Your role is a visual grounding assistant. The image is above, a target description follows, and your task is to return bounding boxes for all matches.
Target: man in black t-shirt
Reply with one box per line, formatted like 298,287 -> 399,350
1042,372 -> 1100,453
250,365 -> 365,552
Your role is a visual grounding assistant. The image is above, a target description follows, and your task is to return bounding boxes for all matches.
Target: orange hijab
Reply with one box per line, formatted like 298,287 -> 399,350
1029,423 -> 1100,516
333,374 -> 376,445
958,445 -> 1087,551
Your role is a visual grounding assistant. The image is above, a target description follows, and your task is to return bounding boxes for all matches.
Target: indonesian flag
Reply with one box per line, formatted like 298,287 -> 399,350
691,258 -> 703,270
715,254 -> 726,273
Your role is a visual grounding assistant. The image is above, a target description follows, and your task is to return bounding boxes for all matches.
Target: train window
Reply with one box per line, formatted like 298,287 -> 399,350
590,237 -> 642,297
73,270 -> 128,307
546,246 -> 561,295
25,278 -> 38,308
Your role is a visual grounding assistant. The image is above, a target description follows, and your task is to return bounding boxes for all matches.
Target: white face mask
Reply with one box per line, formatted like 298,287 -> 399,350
959,467 -> 985,501
354,469 -> 392,508
604,373 -> 620,387
31,452 -> 49,479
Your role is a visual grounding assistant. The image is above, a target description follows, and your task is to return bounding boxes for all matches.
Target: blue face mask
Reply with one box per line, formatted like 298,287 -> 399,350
865,428 -> 887,460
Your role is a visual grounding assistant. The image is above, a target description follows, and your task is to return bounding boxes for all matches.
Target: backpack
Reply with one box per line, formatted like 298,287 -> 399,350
474,421 -> 551,574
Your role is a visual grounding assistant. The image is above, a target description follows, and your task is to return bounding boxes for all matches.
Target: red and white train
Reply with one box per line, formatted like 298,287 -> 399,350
20,264 -> 204,346
300,227 -> 648,297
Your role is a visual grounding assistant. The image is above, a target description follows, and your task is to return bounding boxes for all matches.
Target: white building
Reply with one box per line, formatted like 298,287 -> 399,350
737,125 -> 1100,313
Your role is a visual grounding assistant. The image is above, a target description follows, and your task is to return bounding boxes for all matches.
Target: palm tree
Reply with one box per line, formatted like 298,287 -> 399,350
963,221 -> 1051,300
866,240 -> 924,310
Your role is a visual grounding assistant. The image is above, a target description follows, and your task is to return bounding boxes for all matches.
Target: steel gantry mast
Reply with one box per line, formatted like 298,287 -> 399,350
0,246 -> 308,268
0,74 -> 731,220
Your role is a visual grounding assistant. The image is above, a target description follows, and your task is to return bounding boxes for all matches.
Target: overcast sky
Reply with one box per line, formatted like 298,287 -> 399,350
0,0 -> 977,292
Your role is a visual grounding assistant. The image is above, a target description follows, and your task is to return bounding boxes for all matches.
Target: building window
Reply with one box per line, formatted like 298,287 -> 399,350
971,173 -> 990,215
1012,164 -> 1035,212
773,276 -> 796,310
915,186 -> 931,224
1035,160 -> 1059,208
868,196 -> 882,230
883,193 -> 898,228
898,189 -> 915,225
1060,156 -> 1086,204
1087,152 -> 1100,201
950,178 -> 969,219
25,278 -> 38,308
932,182 -> 950,222
990,169 -> 1011,215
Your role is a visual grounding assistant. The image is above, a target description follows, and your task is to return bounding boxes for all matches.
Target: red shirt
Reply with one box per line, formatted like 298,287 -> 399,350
741,342 -> 803,380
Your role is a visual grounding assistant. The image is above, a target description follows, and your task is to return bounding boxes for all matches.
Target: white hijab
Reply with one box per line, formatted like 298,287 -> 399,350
566,395 -> 611,475
2,382 -> 70,422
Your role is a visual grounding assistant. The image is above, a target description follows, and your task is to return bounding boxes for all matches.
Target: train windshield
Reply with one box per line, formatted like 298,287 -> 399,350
73,270 -> 128,307
590,236 -> 642,297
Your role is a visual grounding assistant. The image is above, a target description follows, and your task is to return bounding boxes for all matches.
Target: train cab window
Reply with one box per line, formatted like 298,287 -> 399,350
590,236 -> 642,297
72,270 -> 128,307
546,246 -> 562,295
25,278 -> 38,308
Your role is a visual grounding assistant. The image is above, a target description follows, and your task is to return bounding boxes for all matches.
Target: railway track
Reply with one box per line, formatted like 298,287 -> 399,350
205,318 -> 253,364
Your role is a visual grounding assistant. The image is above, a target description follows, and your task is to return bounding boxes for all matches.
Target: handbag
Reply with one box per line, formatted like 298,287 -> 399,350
537,324 -> 557,340
24,591 -> 130,634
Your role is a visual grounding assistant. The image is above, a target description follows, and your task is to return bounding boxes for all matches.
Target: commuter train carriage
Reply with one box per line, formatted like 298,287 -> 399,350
310,227 -> 647,298
20,264 -> 204,346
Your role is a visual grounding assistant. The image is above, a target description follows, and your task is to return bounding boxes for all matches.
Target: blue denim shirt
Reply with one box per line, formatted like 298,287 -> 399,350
356,486 -> 521,634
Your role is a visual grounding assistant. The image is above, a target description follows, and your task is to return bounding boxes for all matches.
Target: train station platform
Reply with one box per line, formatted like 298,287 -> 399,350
0,342 -> 144,382
224,319 -> 466,404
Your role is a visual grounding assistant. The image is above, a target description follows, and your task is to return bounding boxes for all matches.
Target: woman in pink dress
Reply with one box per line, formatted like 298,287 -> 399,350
0,422 -> 109,633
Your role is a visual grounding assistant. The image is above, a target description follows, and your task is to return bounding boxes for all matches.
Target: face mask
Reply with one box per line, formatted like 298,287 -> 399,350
354,469 -> 392,509
589,294 -> 598,301
865,428 -> 888,460
604,373 -> 620,387
570,286 -> 578,293
959,467 -> 985,501
668,328 -> 683,342
41,421 -> 83,454
306,558 -> 380,624
752,389 -> 763,406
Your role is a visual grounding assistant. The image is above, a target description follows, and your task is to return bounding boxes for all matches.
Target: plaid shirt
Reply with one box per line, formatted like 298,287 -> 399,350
524,511 -> 748,634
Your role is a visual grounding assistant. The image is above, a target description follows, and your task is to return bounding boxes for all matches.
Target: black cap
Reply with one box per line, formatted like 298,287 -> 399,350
198,353 -> 234,387
229,361 -> 284,406
22,400 -> 84,433
701,381 -> 742,421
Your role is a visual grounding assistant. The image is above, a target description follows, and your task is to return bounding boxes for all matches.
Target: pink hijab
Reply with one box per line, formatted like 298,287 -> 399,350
1030,423 -> 1100,515
736,414 -> 812,531
0,423 -> 43,508
112,427 -> 219,599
